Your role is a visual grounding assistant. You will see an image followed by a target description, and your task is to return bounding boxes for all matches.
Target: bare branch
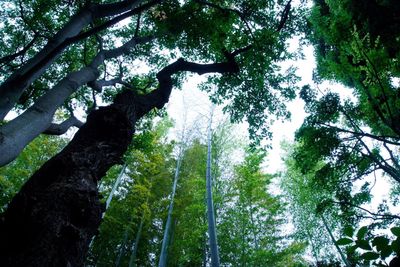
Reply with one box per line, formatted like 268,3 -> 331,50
0,37 -> 38,65
130,48 -> 244,118
88,78 -> 122,92
43,116 -> 84,135
276,0 -> 292,32
134,10 -> 142,37
331,200 -> 400,220
319,122 -> 400,146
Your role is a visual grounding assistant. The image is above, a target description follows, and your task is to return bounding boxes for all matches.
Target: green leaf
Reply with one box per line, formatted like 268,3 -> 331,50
336,237 -> 353,246
343,225 -> 354,237
347,245 -> 358,254
372,236 -> 390,252
391,227 -> 400,237
391,239 -> 400,254
357,226 -> 368,240
356,239 -> 372,250
381,246 -> 393,259
360,251 -> 379,261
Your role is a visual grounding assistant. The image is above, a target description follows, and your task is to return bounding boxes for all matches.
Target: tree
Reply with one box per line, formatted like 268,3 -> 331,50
166,139 -> 208,266
0,0 -> 303,265
158,124 -> 186,267
301,0 -> 400,185
279,142 -> 344,265
205,110 -> 220,267
218,148 -> 306,266
282,5 -> 400,264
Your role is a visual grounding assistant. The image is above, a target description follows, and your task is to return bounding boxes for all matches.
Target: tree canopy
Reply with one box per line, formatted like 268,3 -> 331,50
1,0 -> 400,266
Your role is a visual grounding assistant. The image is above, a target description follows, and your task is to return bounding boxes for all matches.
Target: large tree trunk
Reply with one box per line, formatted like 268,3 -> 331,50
0,55 -> 241,266
0,101 -> 135,267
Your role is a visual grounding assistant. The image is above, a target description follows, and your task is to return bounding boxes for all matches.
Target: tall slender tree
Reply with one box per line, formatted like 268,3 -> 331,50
206,109 -> 220,267
158,146 -> 183,267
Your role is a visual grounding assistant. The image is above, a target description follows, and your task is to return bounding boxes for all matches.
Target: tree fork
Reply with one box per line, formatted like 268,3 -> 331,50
0,0 -> 157,120
0,53 -> 242,266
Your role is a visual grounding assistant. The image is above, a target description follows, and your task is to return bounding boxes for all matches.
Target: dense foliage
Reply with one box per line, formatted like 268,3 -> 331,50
1,0 -> 400,266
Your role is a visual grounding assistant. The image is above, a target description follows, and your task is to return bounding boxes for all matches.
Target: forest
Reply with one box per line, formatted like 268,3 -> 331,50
0,0 -> 399,266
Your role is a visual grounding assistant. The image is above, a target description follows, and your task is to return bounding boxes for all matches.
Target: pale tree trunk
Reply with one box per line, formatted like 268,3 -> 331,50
0,36 -> 153,167
320,214 -> 351,267
249,204 -> 259,250
158,149 -> 183,267
87,164 -> 127,255
106,164 -> 127,210
127,182 -> 151,267
0,53 -> 241,267
0,0 -> 156,120
128,214 -> 145,267
305,227 -> 320,264
206,110 -> 220,267
115,230 -> 129,267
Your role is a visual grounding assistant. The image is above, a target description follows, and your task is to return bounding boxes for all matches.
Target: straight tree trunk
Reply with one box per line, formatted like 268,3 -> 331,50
128,214 -> 145,267
320,214 -> 351,267
158,148 -> 183,267
86,164 -> 127,256
206,112 -> 220,267
115,230 -> 129,267
249,204 -> 259,250
0,54 -> 240,267
106,164 -> 127,210
305,227 -> 320,264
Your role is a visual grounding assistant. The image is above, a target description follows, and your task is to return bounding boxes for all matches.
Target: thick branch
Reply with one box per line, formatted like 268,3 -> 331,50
276,0 -> 292,32
0,37 -> 37,64
0,35 -> 152,167
88,78 -> 121,92
135,54 -> 240,117
0,0 -> 158,120
43,116 -> 84,135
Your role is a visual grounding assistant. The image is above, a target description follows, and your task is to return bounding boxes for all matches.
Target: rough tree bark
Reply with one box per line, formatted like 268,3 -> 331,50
0,53 -> 241,267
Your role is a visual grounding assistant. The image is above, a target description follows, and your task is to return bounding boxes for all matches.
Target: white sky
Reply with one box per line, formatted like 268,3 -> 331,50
165,41 -> 396,224
165,43 -> 315,173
